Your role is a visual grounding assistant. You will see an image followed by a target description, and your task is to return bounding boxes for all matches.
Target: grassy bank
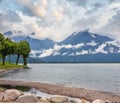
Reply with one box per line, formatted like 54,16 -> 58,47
0,62 -> 25,70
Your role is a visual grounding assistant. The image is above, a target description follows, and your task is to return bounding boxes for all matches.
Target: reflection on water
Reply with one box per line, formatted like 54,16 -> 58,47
0,63 -> 120,95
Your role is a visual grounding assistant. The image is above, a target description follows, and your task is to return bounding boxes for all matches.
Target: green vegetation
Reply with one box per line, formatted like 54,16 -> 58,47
0,62 -> 25,69
0,33 -> 30,66
0,85 -> 30,92
0,86 -> 6,92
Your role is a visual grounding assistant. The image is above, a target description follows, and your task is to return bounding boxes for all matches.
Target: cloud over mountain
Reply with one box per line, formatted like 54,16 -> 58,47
0,0 -> 120,41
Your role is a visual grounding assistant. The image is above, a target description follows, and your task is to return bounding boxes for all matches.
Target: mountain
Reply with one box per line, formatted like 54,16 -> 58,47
3,30 -> 55,50
3,30 -> 120,63
4,31 -> 13,36
12,36 -> 55,50
59,29 -> 113,45
3,30 -> 22,36
30,30 -> 120,62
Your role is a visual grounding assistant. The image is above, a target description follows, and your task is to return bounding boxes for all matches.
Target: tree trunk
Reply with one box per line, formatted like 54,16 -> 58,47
16,54 -> 20,65
23,57 -> 27,66
2,55 -> 5,65
9,54 -> 11,64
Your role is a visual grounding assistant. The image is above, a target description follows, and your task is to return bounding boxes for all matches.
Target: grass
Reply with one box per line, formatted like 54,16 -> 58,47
0,62 -> 25,70
0,86 -> 6,92
0,85 -> 30,92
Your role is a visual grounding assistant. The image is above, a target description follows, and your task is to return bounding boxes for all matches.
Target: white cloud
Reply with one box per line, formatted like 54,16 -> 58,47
53,6 -> 64,22
93,44 -> 108,54
39,48 -> 53,58
39,44 -> 84,57
76,50 -> 89,55
0,0 -> 120,41
86,40 -> 97,46
17,0 -> 48,18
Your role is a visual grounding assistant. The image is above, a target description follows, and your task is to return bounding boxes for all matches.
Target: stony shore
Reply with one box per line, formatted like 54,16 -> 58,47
0,88 -> 109,103
0,80 -> 120,102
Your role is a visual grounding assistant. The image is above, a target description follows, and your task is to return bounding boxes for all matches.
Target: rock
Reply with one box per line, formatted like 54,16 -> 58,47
40,97 -> 50,103
0,92 -> 4,102
50,96 -> 68,103
3,89 -> 22,102
104,100 -> 111,103
69,98 -> 82,103
16,94 -> 39,102
81,99 -> 90,103
75,99 -> 82,103
92,99 -> 105,103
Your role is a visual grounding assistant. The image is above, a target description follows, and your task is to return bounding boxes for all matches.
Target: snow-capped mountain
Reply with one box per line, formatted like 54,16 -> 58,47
4,30 -> 120,62
59,29 -> 113,45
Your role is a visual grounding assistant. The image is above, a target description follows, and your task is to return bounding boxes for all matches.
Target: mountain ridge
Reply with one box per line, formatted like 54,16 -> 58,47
3,30 -> 120,63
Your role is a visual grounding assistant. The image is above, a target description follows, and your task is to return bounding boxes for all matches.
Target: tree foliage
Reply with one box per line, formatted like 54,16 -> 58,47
15,41 -> 30,65
0,33 -> 31,65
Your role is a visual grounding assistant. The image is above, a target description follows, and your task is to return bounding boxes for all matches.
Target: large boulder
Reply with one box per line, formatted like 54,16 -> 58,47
69,98 -> 82,103
50,96 -> 68,103
3,89 -> 22,102
81,99 -> 90,103
92,99 -> 105,103
16,94 -> 39,102
40,97 -> 50,103
0,92 -> 4,102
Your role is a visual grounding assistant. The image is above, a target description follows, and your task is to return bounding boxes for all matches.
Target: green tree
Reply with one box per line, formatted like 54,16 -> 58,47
0,33 -> 5,41
15,42 -> 21,65
0,33 -> 5,61
0,38 -> 14,65
20,41 -> 30,66
15,41 -> 30,65
5,38 -> 16,64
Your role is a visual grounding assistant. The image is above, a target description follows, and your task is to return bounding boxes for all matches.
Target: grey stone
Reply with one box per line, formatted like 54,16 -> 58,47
50,96 -> 68,103
81,99 -> 90,103
92,99 -> 105,103
16,94 -> 39,102
0,92 -> 4,102
3,89 -> 22,102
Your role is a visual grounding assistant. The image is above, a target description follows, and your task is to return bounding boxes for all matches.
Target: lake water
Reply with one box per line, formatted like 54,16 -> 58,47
0,63 -> 120,95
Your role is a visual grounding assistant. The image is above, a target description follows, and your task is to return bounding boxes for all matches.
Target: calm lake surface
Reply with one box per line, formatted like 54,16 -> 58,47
0,63 -> 120,95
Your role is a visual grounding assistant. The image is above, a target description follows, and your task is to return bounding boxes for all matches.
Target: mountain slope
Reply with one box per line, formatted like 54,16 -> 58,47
12,36 -> 55,50
4,30 -> 120,62
59,30 -> 113,45
30,30 -> 120,62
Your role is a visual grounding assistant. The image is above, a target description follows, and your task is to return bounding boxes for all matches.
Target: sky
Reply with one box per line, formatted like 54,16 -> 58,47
0,0 -> 120,41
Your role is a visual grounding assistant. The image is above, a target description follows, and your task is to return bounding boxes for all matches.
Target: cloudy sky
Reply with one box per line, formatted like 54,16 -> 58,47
0,0 -> 120,41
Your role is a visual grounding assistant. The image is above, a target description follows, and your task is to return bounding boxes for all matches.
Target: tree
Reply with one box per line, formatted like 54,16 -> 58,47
15,42 -> 22,65
0,33 -> 5,63
0,33 -> 31,65
20,41 -> 30,65
5,38 -> 16,63
0,33 -> 4,41
0,37 -> 16,65
15,41 -> 30,65
0,38 -> 13,65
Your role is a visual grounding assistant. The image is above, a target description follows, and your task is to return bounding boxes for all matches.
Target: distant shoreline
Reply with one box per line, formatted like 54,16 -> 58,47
27,62 -> 120,64
0,80 -> 120,102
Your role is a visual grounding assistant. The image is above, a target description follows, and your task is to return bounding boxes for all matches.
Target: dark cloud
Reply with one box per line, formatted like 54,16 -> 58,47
105,10 -> 120,29
0,10 -> 22,32
66,0 -> 88,7
0,0 -> 3,3
73,16 -> 98,28
0,10 -> 21,23
111,10 -> 120,25
97,10 -> 120,38
21,6 -> 35,17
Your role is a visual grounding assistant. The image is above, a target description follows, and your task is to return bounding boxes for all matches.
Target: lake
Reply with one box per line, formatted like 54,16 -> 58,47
0,63 -> 120,95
